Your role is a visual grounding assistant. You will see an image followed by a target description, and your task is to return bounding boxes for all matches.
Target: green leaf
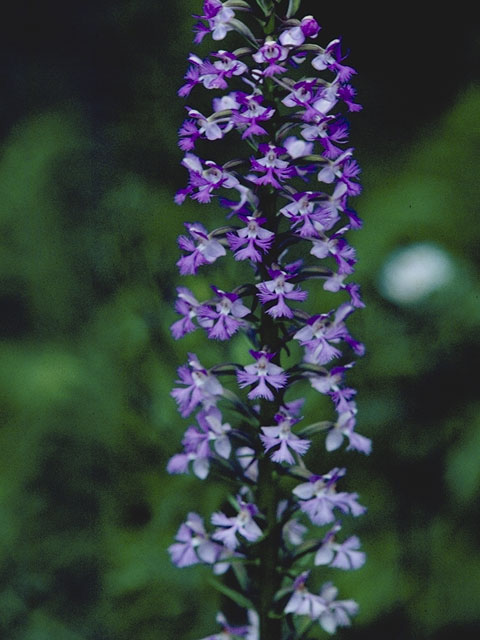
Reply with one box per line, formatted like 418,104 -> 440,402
255,0 -> 272,16
232,560 -> 249,591
227,493 -> 241,511
292,266 -> 332,281
292,154 -> 326,164
287,0 -> 302,19
229,18 -> 258,46
286,465 -> 311,479
211,363 -> 241,375
208,577 -> 256,610
227,0 -> 251,8
297,421 -> 332,437
288,362 -> 328,375
291,539 -> 322,561
274,586 -> 294,601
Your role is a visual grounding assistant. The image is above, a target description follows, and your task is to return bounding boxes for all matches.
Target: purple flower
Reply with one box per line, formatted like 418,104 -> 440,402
284,572 -> 326,618
167,422 -> 210,479
257,268 -> 308,318
193,0 -> 236,43
171,287 -> 202,339
279,16 -> 320,47
309,365 -> 344,394
171,353 -> 224,417
338,83 -> 362,112
211,498 -> 262,549
200,50 -> 248,90
294,312 -> 341,365
308,364 -> 355,411
176,152 -> 239,204
306,83 -> 339,118
167,405 -> 232,479
314,525 -> 366,570
285,573 -> 359,632
317,179 -> 348,218
213,91 -> 241,112
236,350 -> 288,400
300,16 -> 321,38
248,143 -> 294,188
294,303 -> 364,365
292,468 -> 366,526
282,80 -> 316,109
279,191 -> 333,238
178,119 -> 201,151
283,517 -> 308,546
323,271 -> 347,293
198,286 -> 250,340
346,281 -> 365,307
168,512 -> 222,568
232,93 -> 275,139
326,405 -> 372,455
311,38 -> 357,83
252,38 -> 289,77
227,215 -> 274,262
178,54 -> 203,97
260,412 -> 310,465
196,611 -> 258,640
316,582 -> 359,634
316,148 -> 352,184
201,406 -> 232,459
181,107 -> 233,148
176,222 -> 226,275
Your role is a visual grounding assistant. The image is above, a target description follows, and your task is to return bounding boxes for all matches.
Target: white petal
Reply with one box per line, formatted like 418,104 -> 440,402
293,482 -> 315,499
193,457 -> 209,479
214,435 -> 231,459
314,545 -> 335,566
325,429 -> 344,452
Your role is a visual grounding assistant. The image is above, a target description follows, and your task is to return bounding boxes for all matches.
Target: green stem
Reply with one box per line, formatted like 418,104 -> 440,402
257,453 -> 282,639
255,188 -> 284,638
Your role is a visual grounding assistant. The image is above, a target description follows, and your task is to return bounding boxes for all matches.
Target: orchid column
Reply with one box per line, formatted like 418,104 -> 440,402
168,1 -> 370,638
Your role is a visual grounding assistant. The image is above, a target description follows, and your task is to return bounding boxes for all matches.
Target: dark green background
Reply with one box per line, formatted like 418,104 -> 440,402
0,1 -> 479,638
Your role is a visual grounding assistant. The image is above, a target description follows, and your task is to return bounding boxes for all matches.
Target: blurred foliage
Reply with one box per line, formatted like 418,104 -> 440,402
0,1 -> 479,639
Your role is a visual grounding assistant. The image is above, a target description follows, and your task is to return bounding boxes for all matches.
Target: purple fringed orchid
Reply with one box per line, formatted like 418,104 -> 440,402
175,153 -> 240,204
170,287 -> 202,339
198,286 -> 250,340
292,468 -> 366,526
256,266 -> 308,318
279,15 -> 321,47
260,412 -> 310,465
196,611 -> 259,640
236,349 -> 288,400
168,512 -> 222,568
232,93 -> 276,138
252,39 -> 289,76
168,2 -> 369,638
193,1 -> 236,44
171,353 -> 224,417
176,222 -> 226,275
248,143 -> 294,188
314,524 -> 366,570
212,497 -> 263,549
284,572 -> 359,634
227,215 -> 274,262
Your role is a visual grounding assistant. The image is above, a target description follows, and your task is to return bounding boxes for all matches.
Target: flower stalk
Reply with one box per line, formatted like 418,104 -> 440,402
167,1 -> 370,638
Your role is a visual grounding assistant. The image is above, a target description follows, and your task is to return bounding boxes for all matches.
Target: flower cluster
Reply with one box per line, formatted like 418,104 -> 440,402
168,1 -> 369,638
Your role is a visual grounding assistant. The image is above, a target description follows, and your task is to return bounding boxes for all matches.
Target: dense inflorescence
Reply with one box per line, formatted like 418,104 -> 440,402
168,1 -> 370,638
